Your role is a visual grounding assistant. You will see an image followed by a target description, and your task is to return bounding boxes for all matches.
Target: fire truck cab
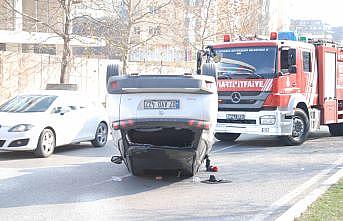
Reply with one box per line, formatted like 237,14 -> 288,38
199,32 -> 343,145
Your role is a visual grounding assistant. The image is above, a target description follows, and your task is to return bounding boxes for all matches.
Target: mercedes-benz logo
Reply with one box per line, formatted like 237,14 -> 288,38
231,92 -> 241,104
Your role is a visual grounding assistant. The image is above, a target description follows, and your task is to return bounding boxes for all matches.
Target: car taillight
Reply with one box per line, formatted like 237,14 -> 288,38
188,120 -> 195,126
111,81 -> 118,89
112,122 -> 119,130
112,120 -> 135,130
127,119 -> 134,126
187,120 -> 211,130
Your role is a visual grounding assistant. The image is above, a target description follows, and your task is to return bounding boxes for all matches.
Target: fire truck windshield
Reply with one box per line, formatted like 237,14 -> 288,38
214,46 -> 277,79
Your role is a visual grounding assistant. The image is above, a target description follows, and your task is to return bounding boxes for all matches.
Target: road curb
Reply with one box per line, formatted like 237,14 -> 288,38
275,166 -> 343,221
249,156 -> 343,221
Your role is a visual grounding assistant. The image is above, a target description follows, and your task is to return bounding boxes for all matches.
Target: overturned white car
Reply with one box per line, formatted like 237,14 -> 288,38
106,65 -> 217,176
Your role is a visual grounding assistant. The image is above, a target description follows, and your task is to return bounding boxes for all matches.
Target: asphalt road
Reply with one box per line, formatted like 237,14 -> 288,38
1,128 -> 343,221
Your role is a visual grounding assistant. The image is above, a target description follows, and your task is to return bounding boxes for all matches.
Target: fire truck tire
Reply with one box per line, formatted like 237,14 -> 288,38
280,108 -> 309,146
214,133 -> 240,142
106,64 -> 121,85
328,123 -> 343,136
201,63 -> 216,77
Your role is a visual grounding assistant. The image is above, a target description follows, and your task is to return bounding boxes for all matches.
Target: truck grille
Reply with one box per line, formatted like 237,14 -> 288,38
217,119 -> 256,124
218,91 -> 270,111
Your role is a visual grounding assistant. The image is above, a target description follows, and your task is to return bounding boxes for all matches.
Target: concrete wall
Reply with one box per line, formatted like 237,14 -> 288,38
0,51 -> 194,104
0,51 -> 119,103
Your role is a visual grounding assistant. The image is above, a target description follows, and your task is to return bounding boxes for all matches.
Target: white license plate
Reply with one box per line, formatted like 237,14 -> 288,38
226,114 -> 245,120
144,100 -> 180,109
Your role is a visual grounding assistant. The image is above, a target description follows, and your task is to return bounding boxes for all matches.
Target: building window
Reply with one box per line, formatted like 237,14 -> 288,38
134,26 -> 141,34
148,26 -> 154,35
302,51 -> 312,72
155,26 -> 161,35
0,43 -> 6,51
33,44 -> 57,55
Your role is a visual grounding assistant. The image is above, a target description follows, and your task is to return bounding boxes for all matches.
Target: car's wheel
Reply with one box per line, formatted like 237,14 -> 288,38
280,108 -> 309,146
328,123 -> 343,136
201,63 -> 217,77
34,128 -> 55,158
91,122 -> 108,147
214,133 -> 240,142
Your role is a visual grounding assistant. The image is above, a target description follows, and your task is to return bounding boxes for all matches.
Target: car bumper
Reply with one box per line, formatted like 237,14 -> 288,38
215,109 -> 293,136
0,128 -> 39,151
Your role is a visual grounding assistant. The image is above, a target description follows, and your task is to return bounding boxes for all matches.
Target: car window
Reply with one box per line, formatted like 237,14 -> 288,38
0,95 -> 57,113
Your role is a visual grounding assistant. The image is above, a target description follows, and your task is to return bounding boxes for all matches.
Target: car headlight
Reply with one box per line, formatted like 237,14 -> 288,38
260,116 -> 276,125
8,124 -> 34,132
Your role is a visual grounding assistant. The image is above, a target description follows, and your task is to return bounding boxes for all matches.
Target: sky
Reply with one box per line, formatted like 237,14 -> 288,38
290,0 -> 343,26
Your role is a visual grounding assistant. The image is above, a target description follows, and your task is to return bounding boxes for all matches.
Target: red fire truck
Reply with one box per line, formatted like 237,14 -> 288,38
198,32 -> 343,145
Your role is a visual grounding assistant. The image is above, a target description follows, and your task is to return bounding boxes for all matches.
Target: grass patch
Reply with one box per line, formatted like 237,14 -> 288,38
296,178 -> 343,221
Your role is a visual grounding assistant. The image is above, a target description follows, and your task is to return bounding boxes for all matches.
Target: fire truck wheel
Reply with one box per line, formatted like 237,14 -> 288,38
328,123 -> 343,136
214,133 -> 240,142
280,108 -> 309,146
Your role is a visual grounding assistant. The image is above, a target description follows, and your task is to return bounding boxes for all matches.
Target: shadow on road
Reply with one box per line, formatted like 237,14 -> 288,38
0,141 -> 114,160
0,161 -> 185,208
0,151 -> 37,161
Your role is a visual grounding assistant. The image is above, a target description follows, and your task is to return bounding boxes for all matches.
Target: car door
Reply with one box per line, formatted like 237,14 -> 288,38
77,97 -> 100,140
51,96 -> 86,145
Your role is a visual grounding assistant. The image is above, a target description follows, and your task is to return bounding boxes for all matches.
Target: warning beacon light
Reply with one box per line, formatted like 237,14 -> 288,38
223,34 -> 231,42
277,32 -> 297,41
270,31 -> 298,41
270,32 -> 278,40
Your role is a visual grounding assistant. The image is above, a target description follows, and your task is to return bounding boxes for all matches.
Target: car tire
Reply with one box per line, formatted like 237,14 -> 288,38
106,64 -> 121,86
34,128 -> 55,158
214,133 -> 240,142
280,108 -> 309,146
91,122 -> 108,147
328,123 -> 343,136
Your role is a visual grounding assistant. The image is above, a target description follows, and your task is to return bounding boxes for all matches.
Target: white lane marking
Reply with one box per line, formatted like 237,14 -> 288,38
276,167 -> 343,221
211,143 -> 240,154
249,155 -> 343,221
0,168 -> 30,180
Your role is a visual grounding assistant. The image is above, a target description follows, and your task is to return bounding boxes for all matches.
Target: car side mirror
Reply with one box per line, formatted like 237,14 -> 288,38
288,65 -> 297,73
111,155 -> 123,164
53,107 -> 71,115
288,48 -> 296,66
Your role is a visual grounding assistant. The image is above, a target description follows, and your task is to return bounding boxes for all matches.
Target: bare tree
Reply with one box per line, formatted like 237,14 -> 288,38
172,0 -> 218,51
170,0 -> 266,52
85,0 -> 172,74
2,0 -> 95,83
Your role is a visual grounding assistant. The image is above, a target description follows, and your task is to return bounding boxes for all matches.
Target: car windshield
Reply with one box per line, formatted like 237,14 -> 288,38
0,95 -> 57,113
214,46 -> 277,79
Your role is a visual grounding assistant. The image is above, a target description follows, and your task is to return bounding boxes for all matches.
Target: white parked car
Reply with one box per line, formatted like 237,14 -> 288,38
0,90 -> 109,157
